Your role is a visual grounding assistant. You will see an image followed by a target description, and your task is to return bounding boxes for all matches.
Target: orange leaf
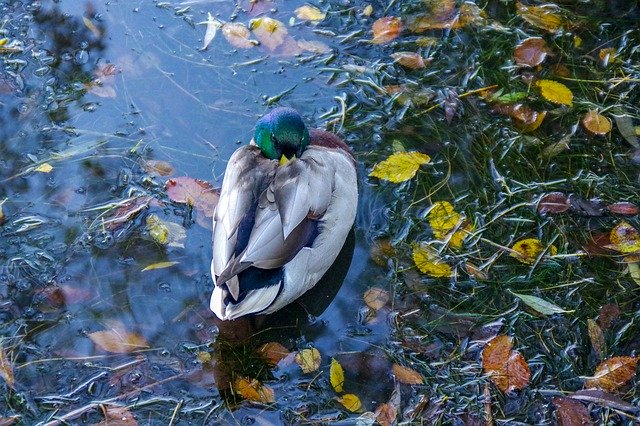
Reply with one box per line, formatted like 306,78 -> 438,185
234,376 -> 275,403
89,329 -> 149,354
372,17 -> 402,44
585,356 -> 639,392
391,52 -> 426,69
258,342 -> 291,366
409,0 -> 459,31
482,335 -> 531,393
392,363 -> 423,384
375,403 -> 398,426
514,37 -> 551,67
582,110 -> 612,136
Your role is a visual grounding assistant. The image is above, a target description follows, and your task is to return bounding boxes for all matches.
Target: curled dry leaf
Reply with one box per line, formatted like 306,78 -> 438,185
510,238 -> 558,265
250,17 -> 287,51
609,221 -> 640,254
337,393 -> 362,412
482,335 -> 531,393
538,192 -> 570,214
295,5 -> 326,21
166,176 -> 219,217
363,287 -> 389,311
234,376 -> 275,403
330,358 -> 345,392
392,363 -> 423,385
582,110 -> 612,136
514,37 -> 550,67
371,17 -> 402,44
585,356 -> 639,392
515,2 -> 564,32
295,348 -> 321,373
89,329 -> 149,354
369,151 -> 430,183
258,342 -> 291,366
413,244 -> 452,277
222,22 -> 257,49
607,202 -> 639,216
536,79 -> 573,106
553,397 -> 593,426
0,344 -> 14,389
391,52 -> 426,69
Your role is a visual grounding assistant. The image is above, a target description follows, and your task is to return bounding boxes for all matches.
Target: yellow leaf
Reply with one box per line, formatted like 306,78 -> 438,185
250,17 -> 287,51
146,214 -> 169,244
536,80 -> 573,106
369,151 -> 430,183
88,329 -> 149,353
363,287 -> 389,310
295,348 -> 321,373
428,201 -> 461,238
0,38 -> 7,47
448,226 -> 473,250
330,358 -> 345,392
626,257 -> 640,286
142,261 -> 179,271
412,244 -> 452,277
610,221 -> 640,254
295,5 -> 326,21
234,377 -> 275,403
337,393 -> 362,412
35,163 -> 53,173
510,238 -> 558,264
516,2 -> 563,32
363,4 -> 373,16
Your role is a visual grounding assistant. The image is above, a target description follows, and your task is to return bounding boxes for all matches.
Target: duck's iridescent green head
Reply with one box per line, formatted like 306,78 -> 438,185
254,108 -> 310,161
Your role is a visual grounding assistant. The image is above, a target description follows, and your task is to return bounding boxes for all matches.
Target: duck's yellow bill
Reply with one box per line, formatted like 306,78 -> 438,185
279,154 -> 296,166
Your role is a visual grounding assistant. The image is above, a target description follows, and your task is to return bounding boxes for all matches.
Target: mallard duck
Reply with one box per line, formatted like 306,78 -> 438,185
210,108 -> 358,321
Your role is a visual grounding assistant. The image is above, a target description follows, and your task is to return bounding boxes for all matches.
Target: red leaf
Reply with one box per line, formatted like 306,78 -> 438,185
166,177 -> 219,217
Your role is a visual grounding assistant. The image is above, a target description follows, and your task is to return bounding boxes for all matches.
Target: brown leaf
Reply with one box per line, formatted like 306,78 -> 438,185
258,342 -> 291,366
0,416 -> 21,426
141,159 -> 174,176
585,356 -> 639,392
409,0 -> 459,31
94,405 -> 138,426
234,377 -> 275,403
516,2 -> 564,32
372,17 -> 402,44
392,363 -> 423,385
464,262 -> 490,280
370,239 -> 395,266
391,52 -> 426,69
0,345 -> 14,389
89,329 -> 149,354
587,319 -> 605,360
583,232 -> 615,257
166,177 -> 219,217
363,287 -> 390,311
103,196 -> 153,231
295,348 -> 321,373
482,335 -> 531,393
492,103 -> 546,132
538,192 -> 570,214
597,304 -> 620,330
582,110 -> 612,136
607,202 -> 639,216
553,397 -> 593,426
375,403 -> 398,426
514,37 -> 551,67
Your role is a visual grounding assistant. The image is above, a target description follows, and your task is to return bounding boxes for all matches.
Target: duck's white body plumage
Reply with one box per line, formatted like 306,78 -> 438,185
210,129 -> 357,320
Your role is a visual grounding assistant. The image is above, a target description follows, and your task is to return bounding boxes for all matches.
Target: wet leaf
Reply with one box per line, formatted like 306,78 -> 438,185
512,292 -> 569,315
536,79 -> 573,106
202,13 -> 221,50
141,159 -> 174,176
165,176 -> 219,217
141,261 -> 179,271
597,304 -> 620,330
83,16 -> 101,38
0,416 -> 20,426
222,22 -> 257,49
609,221 -> 640,253
409,0 -> 459,31
374,403 -> 398,426
250,17 -> 287,51
568,389 -> 638,413
491,103 -> 546,133
146,214 -> 186,248
295,5 -> 326,21
428,201 -> 461,238
514,37 -> 550,67
102,196 -> 153,231
598,47 -> 618,65
363,287 -> 389,311
35,163 -> 53,173
582,110 -> 612,135
295,348 -> 321,373
510,238 -> 557,264
584,356 -> 639,392
516,2 -> 564,32
553,397 -> 593,426
607,202 -> 639,215
464,262 -> 489,280
337,393 -> 362,412
370,239 -> 395,266
613,114 -> 639,148
369,151 -> 430,183
391,52 -> 426,69
363,4 -> 373,16
330,358 -> 345,392
297,39 -> 331,54
89,329 -> 149,354
234,377 -> 275,403
87,84 -> 116,98
371,17 -> 402,44
538,192 -> 570,214
413,244 -> 452,277
482,335 -> 531,393
392,363 -> 423,384
588,319 -> 605,359
0,345 -> 14,389
258,342 -> 291,366
626,256 -> 640,286
95,405 -> 138,426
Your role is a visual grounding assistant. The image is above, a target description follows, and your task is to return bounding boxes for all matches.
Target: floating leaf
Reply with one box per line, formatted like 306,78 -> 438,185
510,238 -> 557,264
363,287 -> 389,311
583,110 -> 612,135
413,244 -> 452,277
392,364 -> 423,385
482,335 -> 531,393
258,342 -> 291,366
409,0 -> 459,31
588,319 -> 605,359
166,176 -> 219,217
0,345 -> 14,389
89,329 -> 149,354
201,13 -> 222,50
295,348 -> 321,373
141,159 -> 174,176
234,377 -> 275,403
553,397 -> 593,426
514,37 -> 550,67
516,2 -> 564,32
222,22 -> 257,49
369,151 -> 430,183
585,356 -> 639,392
330,358 -> 345,392
95,405 -> 138,426
536,79 -> 573,106
297,39 -> 331,54
391,52 -> 427,69
295,5 -> 326,21
35,163 -> 53,173
83,16 -> 101,38
511,292 -> 569,315
250,17 -> 287,51
142,261 -> 179,271
538,192 -> 570,214
371,17 -> 402,44
337,393 -> 362,412
146,214 -> 186,248
607,202 -> 639,216
609,221 -> 640,254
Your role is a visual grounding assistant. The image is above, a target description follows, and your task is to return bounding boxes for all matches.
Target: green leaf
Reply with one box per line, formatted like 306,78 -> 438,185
511,291 -> 571,315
